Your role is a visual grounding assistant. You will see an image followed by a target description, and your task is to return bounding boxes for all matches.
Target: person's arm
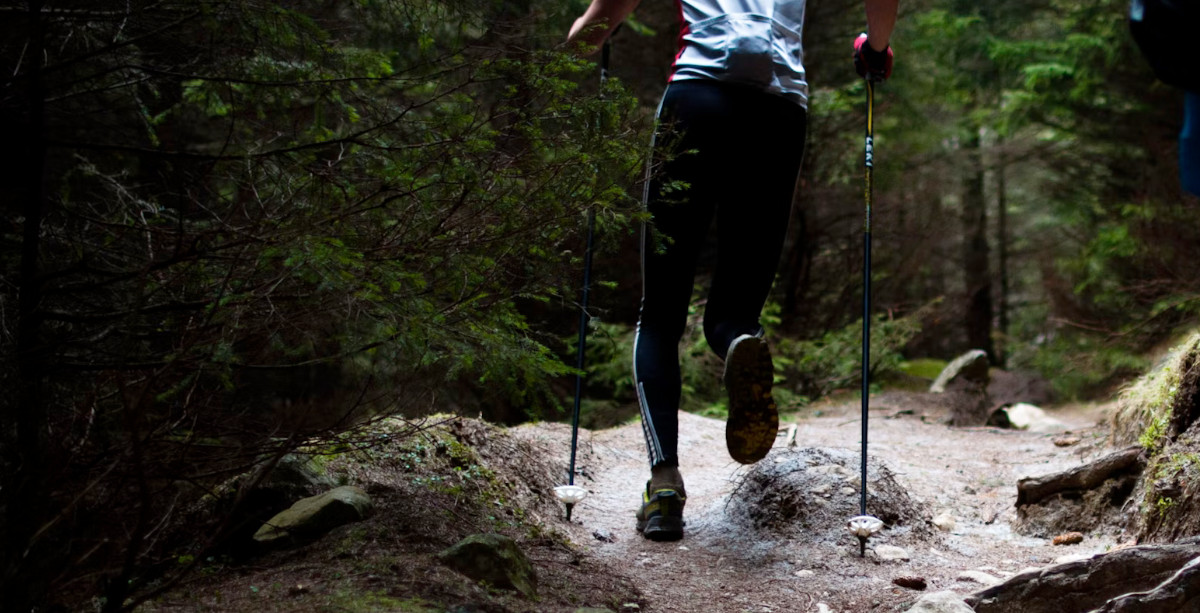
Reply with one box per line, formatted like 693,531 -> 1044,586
864,0 -> 898,51
567,0 -> 640,55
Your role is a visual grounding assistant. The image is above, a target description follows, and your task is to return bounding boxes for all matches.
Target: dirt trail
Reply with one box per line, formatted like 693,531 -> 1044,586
547,398 -> 1120,612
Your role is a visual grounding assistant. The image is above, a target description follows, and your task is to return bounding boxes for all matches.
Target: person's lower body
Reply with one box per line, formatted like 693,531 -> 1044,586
632,79 -> 807,539
1181,91 -> 1199,197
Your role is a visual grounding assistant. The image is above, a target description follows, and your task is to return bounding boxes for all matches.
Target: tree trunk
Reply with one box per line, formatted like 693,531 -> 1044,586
780,200 -> 813,332
996,147 -> 1009,368
961,125 -> 996,361
3,2 -> 50,609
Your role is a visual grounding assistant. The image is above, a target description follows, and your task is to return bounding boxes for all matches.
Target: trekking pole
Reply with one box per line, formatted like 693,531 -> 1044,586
556,35 -> 614,522
847,78 -> 884,557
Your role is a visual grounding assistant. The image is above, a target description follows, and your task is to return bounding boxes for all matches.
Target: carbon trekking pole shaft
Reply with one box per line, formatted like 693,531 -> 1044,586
564,36 -> 611,522
861,80 -> 874,520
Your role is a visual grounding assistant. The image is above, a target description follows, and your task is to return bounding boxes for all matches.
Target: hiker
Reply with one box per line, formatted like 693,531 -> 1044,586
568,0 -> 897,541
1129,0 -> 1200,196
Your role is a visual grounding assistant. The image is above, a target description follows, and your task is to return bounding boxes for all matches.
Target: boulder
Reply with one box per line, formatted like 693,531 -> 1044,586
965,537 -> 1200,612
875,545 -> 910,561
930,350 -> 990,393
990,403 -> 1069,433
908,591 -> 974,612
437,533 -> 538,598
264,454 -> 337,497
253,485 -> 373,547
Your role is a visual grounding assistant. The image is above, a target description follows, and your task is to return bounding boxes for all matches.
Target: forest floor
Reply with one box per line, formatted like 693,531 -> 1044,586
528,395 -> 1121,613
145,393 -> 1126,613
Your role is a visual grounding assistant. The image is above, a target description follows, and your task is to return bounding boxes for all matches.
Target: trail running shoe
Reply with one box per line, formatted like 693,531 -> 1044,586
723,334 -> 778,464
635,482 -> 685,541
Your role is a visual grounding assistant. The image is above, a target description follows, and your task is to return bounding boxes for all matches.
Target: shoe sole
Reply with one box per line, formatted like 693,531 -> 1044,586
724,336 -> 778,464
638,515 -> 684,541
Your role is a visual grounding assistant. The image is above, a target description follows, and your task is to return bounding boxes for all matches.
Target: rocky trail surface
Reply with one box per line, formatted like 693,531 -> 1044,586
149,392 -> 1196,613
523,397 -> 1121,612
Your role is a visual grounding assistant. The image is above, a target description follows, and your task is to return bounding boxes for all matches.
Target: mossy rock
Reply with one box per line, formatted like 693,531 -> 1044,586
900,358 -> 949,381
437,533 -> 537,599
253,485 -> 373,547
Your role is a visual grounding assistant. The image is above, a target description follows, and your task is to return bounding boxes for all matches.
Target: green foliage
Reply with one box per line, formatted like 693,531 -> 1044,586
3,0 -> 650,607
573,298 -> 932,416
1140,413 -> 1171,453
1027,331 -> 1148,400
773,302 -> 933,400
569,292 -> 725,417
900,359 -> 949,381
1155,496 -> 1176,518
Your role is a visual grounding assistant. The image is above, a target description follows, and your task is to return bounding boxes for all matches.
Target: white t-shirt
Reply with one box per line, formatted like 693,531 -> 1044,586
669,0 -> 809,107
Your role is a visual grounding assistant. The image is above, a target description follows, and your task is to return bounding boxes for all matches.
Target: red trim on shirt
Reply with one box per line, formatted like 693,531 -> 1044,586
670,0 -> 687,81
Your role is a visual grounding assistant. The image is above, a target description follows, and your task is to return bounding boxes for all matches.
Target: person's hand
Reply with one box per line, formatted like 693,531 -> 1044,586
853,33 -> 893,82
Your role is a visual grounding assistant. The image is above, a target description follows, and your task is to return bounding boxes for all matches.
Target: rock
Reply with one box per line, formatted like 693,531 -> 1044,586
253,485 -> 372,547
908,591 -> 974,612
875,545 -> 910,561
894,576 -> 928,590
794,569 -> 815,578
1089,556 -> 1200,612
575,609 -> 616,613
592,528 -> 615,543
932,513 -> 956,532
1053,435 -> 1082,447
1052,532 -> 1084,546
930,350 -> 990,393
437,533 -> 538,598
267,454 -> 337,495
931,350 -> 992,425
996,403 -> 1069,433
811,464 -> 855,479
965,537 -> 1200,613
958,570 -> 1002,587
816,604 -> 833,613
731,447 -> 929,542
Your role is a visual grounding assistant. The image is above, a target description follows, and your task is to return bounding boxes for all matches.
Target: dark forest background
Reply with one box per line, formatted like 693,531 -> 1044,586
2,0 -> 1197,610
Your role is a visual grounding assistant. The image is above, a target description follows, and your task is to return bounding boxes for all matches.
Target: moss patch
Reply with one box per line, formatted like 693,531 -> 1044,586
900,358 -> 949,381
1116,331 -> 1200,542
1111,331 -> 1200,448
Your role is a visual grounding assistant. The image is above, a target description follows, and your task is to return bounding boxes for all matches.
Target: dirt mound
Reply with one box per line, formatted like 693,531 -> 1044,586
725,447 -> 931,547
147,417 -> 642,613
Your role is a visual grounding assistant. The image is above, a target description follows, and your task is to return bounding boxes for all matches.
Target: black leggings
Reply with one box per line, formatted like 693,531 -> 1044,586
634,80 -> 807,468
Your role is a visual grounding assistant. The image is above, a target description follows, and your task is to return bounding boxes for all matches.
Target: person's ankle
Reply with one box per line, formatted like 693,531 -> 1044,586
649,463 -> 685,497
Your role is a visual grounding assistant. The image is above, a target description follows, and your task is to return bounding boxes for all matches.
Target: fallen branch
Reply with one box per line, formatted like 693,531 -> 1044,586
1016,446 -> 1146,507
